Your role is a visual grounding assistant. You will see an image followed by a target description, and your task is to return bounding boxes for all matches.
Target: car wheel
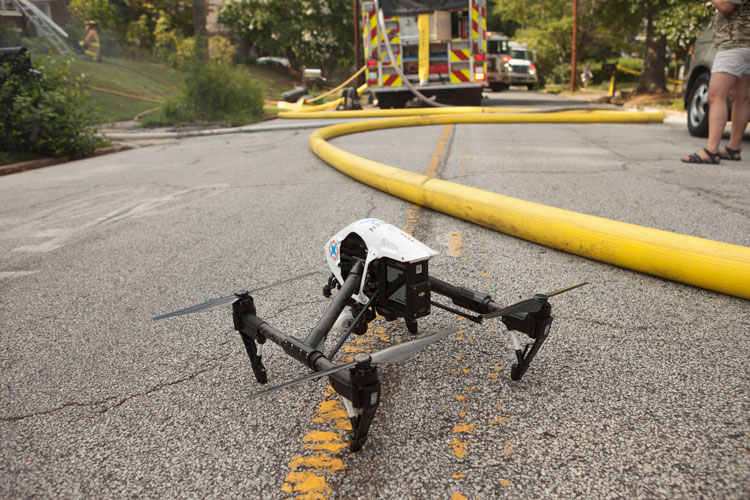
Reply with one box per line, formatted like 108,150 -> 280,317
687,72 -> 709,137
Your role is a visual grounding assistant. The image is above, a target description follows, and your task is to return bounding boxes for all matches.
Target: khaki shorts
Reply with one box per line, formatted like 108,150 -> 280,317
712,47 -> 750,77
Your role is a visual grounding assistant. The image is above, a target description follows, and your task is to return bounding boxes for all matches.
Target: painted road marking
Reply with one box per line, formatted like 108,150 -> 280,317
2,186 -> 227,253
0,271 -> 38,280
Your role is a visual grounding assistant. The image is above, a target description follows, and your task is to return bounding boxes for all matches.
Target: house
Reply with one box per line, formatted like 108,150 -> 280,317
1,0 -> 69,39
206,0 -> 223,34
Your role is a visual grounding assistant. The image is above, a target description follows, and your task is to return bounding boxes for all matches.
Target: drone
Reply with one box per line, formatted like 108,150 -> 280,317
154,218 -> 585,451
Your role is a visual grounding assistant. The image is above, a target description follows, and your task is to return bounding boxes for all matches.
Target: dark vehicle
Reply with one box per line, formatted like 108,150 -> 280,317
683,19 -> 750,138
684,22 -> 717,137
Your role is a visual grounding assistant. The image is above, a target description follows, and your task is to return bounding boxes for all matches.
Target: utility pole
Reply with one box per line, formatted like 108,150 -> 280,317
570,0 -> 578,92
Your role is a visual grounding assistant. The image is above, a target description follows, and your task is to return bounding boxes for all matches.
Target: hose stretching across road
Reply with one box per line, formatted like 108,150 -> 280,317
279,105 -> 749,300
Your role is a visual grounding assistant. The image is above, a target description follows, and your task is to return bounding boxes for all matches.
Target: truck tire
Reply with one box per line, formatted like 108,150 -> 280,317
687,72 -> 710,138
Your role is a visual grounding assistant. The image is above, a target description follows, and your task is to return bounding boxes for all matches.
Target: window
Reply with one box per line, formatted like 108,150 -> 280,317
32,0 -> 51,17
1,0 -> 19,11
487,40 -> 508,55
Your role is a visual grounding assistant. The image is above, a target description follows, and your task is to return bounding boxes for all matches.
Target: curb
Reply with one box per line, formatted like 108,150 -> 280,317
0,145 -> 132,177
0,121 -> 331,177
101,120 -> 339,140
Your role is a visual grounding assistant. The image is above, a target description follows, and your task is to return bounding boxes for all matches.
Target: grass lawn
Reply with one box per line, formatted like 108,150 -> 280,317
67,57 -> 295,125
70,58 -> 181,123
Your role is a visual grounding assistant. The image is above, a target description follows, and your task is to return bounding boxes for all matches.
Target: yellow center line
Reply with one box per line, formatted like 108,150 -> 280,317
282,124 -> 456,498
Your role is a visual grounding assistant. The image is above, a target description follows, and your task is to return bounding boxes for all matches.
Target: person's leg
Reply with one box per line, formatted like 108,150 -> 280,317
682,48 -> 749,163
682,72 -> 735,162
706,72 -> 736,153
725,73 -> 750,152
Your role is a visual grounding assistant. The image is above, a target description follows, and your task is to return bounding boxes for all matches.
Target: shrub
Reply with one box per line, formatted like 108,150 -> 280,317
208,36 -> 236,65
0,53 -> 103,158
163,62 -> 264,125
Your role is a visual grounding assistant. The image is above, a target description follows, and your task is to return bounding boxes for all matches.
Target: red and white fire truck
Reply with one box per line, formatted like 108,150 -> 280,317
362,0 -> 488,108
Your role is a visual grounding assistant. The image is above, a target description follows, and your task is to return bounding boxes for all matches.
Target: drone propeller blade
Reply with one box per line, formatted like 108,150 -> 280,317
248,361 -> 357,400
544,281 -> 588,298
248,327 -> 458,399
152,291 -> 246,320
482,282 -> 588,320
370,327 -> 459,364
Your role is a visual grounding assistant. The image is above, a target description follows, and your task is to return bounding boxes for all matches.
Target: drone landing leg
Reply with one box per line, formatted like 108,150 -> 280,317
239,333 -> 268,384
502,301 -> 553,381
345,354 -> 381,452
231,292 -> 269,384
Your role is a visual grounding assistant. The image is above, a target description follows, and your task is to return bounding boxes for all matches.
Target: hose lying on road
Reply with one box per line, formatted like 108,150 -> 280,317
300,109 -> 750,300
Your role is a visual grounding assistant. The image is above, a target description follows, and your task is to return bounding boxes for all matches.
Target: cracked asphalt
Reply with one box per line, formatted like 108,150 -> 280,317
0,90 -> 748,499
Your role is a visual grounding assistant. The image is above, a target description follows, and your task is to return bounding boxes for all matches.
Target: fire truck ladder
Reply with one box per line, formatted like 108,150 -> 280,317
11,0 -> 71,54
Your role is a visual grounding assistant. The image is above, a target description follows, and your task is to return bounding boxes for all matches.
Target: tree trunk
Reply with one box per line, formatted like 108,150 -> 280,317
193,0 -> 209,61
636,7 -> 666,94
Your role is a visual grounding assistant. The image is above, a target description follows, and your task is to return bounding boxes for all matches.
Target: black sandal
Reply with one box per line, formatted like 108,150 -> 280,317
719,146 -> 741,161
682,148 -> 721,164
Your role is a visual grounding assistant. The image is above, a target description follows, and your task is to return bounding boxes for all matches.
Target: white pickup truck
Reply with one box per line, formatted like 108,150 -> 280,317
486,36 -> 538,91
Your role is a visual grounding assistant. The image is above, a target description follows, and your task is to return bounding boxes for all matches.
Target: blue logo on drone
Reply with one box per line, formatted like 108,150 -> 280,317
329,240 -> 339,261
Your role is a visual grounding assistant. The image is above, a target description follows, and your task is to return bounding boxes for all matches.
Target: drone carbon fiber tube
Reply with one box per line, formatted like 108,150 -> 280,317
245,318 -> 349,384
304,260 -> 364,352
429,276 -> 495,314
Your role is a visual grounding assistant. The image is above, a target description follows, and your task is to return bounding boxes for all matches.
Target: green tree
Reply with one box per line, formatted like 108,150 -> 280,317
654,1 -> 713,55
601,0 -> 712,93
218,0 -> 354,74
491,0 -> 620,82
494,0 -> 713,91
69,0 -> 194,50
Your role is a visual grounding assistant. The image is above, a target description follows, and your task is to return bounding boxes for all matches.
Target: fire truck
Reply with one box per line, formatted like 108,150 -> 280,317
362,0 -> 488,108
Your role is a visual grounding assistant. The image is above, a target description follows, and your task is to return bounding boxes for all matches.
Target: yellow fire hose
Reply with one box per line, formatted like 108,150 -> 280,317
289,108 -> 749,299
82,84 -> 165,104
615,64 -> 683,85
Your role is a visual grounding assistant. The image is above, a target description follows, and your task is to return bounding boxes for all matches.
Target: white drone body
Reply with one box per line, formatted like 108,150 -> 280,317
325,218 -> 438,306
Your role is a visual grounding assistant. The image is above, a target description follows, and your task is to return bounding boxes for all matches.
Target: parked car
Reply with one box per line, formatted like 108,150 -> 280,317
683,21 -> 716,137
683,18 -> 750,138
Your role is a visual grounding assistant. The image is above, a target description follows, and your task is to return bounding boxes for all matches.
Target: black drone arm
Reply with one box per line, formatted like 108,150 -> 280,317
305,260 -> 364,351
428,275 -> 557,380
428,276 -> 495,314
228,261 -> 379,450
231,285 -> 359,386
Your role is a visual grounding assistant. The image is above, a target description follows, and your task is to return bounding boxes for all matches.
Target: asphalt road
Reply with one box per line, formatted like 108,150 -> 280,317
1,90 -> 748,499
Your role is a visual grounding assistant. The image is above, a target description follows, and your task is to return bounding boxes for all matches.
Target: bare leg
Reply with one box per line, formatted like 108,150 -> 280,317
726,74 -> 750,151
706,72 -> 737,153
683,72 -> 737,162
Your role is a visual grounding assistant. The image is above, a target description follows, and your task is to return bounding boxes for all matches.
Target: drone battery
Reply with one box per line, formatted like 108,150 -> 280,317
377,258 -> 431,321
